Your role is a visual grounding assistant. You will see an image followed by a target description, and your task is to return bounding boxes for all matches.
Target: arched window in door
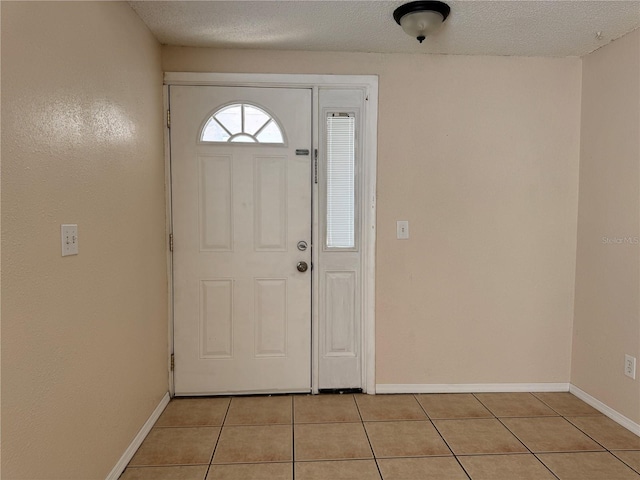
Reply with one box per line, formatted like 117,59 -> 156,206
200,103 -> 285,144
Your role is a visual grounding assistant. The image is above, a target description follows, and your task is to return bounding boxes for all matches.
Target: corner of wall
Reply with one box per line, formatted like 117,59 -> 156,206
571,27 -> 640,424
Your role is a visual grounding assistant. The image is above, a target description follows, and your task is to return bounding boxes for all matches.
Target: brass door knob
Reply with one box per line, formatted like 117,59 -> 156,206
297,261 -> 308,272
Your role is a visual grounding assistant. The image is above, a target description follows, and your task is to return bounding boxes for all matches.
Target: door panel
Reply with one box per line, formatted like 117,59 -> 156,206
325,271 -> 357,356
170,86 -> 312,395
254,156 -> 288,251
199,155 -> 232,251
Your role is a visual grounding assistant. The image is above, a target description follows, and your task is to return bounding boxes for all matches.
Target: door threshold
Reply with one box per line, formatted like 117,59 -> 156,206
318,388 -> 363,395
174,389 -> 311,397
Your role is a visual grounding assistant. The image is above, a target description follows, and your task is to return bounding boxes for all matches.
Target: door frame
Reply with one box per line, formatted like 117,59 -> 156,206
163,72 -> 378,396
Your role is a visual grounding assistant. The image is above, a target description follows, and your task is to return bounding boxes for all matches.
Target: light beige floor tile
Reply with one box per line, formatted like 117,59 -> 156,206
294,423 -> 373,461
364,421 -> 451,458
567,416 -> 640,450
538,452 -> 640,480
502,417 -> 604,453
474,393 -> 557,417
212,425 -> 292,464
129,427 -> 219,466
295,460 -> 381,480
417,393 -> 493,419
433,419 -> 527,455
377,456 -> 468,479
224,396 -> 292,425
155,398 -> 230,427
458,454 -> 556,480
355,394 -> 427,421
613,451 -> 640,474
206,463 -> 292,480
533,392 -> 601,416
294,394 -> 360,423
120,465 -> 209,480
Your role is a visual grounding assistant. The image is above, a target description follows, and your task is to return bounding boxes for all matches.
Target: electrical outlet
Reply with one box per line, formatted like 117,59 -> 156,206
624,354 -> 636,379
61,224 -> 78,256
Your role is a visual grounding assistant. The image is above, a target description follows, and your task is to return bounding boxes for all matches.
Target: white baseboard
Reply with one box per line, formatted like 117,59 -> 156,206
569,385 -> 640,436
374,383 -> 638,437
375,383 -> 570,394
105,391 -> 171,480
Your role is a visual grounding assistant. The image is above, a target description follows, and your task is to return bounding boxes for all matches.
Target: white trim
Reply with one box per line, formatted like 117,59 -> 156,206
375,383 -> 570,394
163,85 -> 175,397
363,80 -> 378,395
570,384 -> 640,436
165,72 -> 378,89
311,86 -> 320,394
105,392 -> 170,480
376,383 -> 640,436
164,72 -> 377,395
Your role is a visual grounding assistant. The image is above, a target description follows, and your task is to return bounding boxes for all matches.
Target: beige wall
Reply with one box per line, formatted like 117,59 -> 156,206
572,28 -> 640,424
163,47 -> 582,385
2,3 -> 167,479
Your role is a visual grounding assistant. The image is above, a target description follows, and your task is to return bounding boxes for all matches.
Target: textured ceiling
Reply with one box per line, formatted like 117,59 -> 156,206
130,1 -> 640,57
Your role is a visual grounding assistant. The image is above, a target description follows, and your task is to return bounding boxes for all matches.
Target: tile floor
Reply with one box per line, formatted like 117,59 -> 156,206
120,392 -> 640,480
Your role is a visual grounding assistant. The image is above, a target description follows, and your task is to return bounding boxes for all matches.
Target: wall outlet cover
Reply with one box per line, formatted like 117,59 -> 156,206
61,224 -> 78,256
624,354 -> 636,380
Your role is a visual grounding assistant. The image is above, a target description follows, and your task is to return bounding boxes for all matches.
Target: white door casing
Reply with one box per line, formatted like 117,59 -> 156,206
165,73 -> 378,396
170,85 -> 312,395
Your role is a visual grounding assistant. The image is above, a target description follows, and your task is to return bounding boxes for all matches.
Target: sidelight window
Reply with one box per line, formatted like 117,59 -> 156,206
325,113 -> 356,249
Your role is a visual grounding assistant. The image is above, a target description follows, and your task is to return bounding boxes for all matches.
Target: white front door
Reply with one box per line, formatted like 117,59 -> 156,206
170,86 -> 312,395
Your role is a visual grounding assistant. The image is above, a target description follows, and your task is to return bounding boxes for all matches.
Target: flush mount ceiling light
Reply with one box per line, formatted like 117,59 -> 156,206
393,1 -> 450,43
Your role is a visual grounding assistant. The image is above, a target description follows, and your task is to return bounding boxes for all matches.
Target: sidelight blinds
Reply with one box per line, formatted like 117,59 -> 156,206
325,113 -> 356,249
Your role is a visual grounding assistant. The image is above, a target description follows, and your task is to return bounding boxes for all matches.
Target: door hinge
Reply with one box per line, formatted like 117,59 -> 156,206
166,109 -> 171,128
314,149 -> 318,184
169,233 -> 174,252
170,353 -> 175,371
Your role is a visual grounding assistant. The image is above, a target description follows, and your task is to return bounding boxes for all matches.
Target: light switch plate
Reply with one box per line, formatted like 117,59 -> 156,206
397,220 -> 409,239
61,224 -> 78,256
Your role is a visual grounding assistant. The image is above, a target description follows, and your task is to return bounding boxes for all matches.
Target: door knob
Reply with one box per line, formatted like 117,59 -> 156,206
297,261 -> 308,273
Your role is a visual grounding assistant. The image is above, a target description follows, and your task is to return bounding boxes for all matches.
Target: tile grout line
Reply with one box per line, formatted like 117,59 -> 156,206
561,415 -> 617,452
611,452 -> 640,475
494,421 -> 562,480
492,392 -> 619,454
291,395 -> 296,480
471,393 -> 561,480
353,394 -> 385,479
530,392 -> 570,417
412,394 -> 472,480
470,392 -> 535,454
204,396 -> 233,479
553,415 -> 640,475
528,391 -> 631,457
531,393 -> 617,458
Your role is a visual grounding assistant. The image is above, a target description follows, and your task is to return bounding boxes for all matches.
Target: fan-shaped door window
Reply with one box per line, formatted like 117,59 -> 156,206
201,103 -> 285,144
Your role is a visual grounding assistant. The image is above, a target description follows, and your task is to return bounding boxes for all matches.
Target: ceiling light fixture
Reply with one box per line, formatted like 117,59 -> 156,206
393,1 -> 450,43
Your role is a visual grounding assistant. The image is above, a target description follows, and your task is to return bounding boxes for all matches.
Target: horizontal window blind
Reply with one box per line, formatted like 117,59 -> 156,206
326,114 -> 355,249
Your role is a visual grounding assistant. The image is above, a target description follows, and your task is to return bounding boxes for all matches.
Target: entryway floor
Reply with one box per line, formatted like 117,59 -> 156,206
120,392 -> 640,479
